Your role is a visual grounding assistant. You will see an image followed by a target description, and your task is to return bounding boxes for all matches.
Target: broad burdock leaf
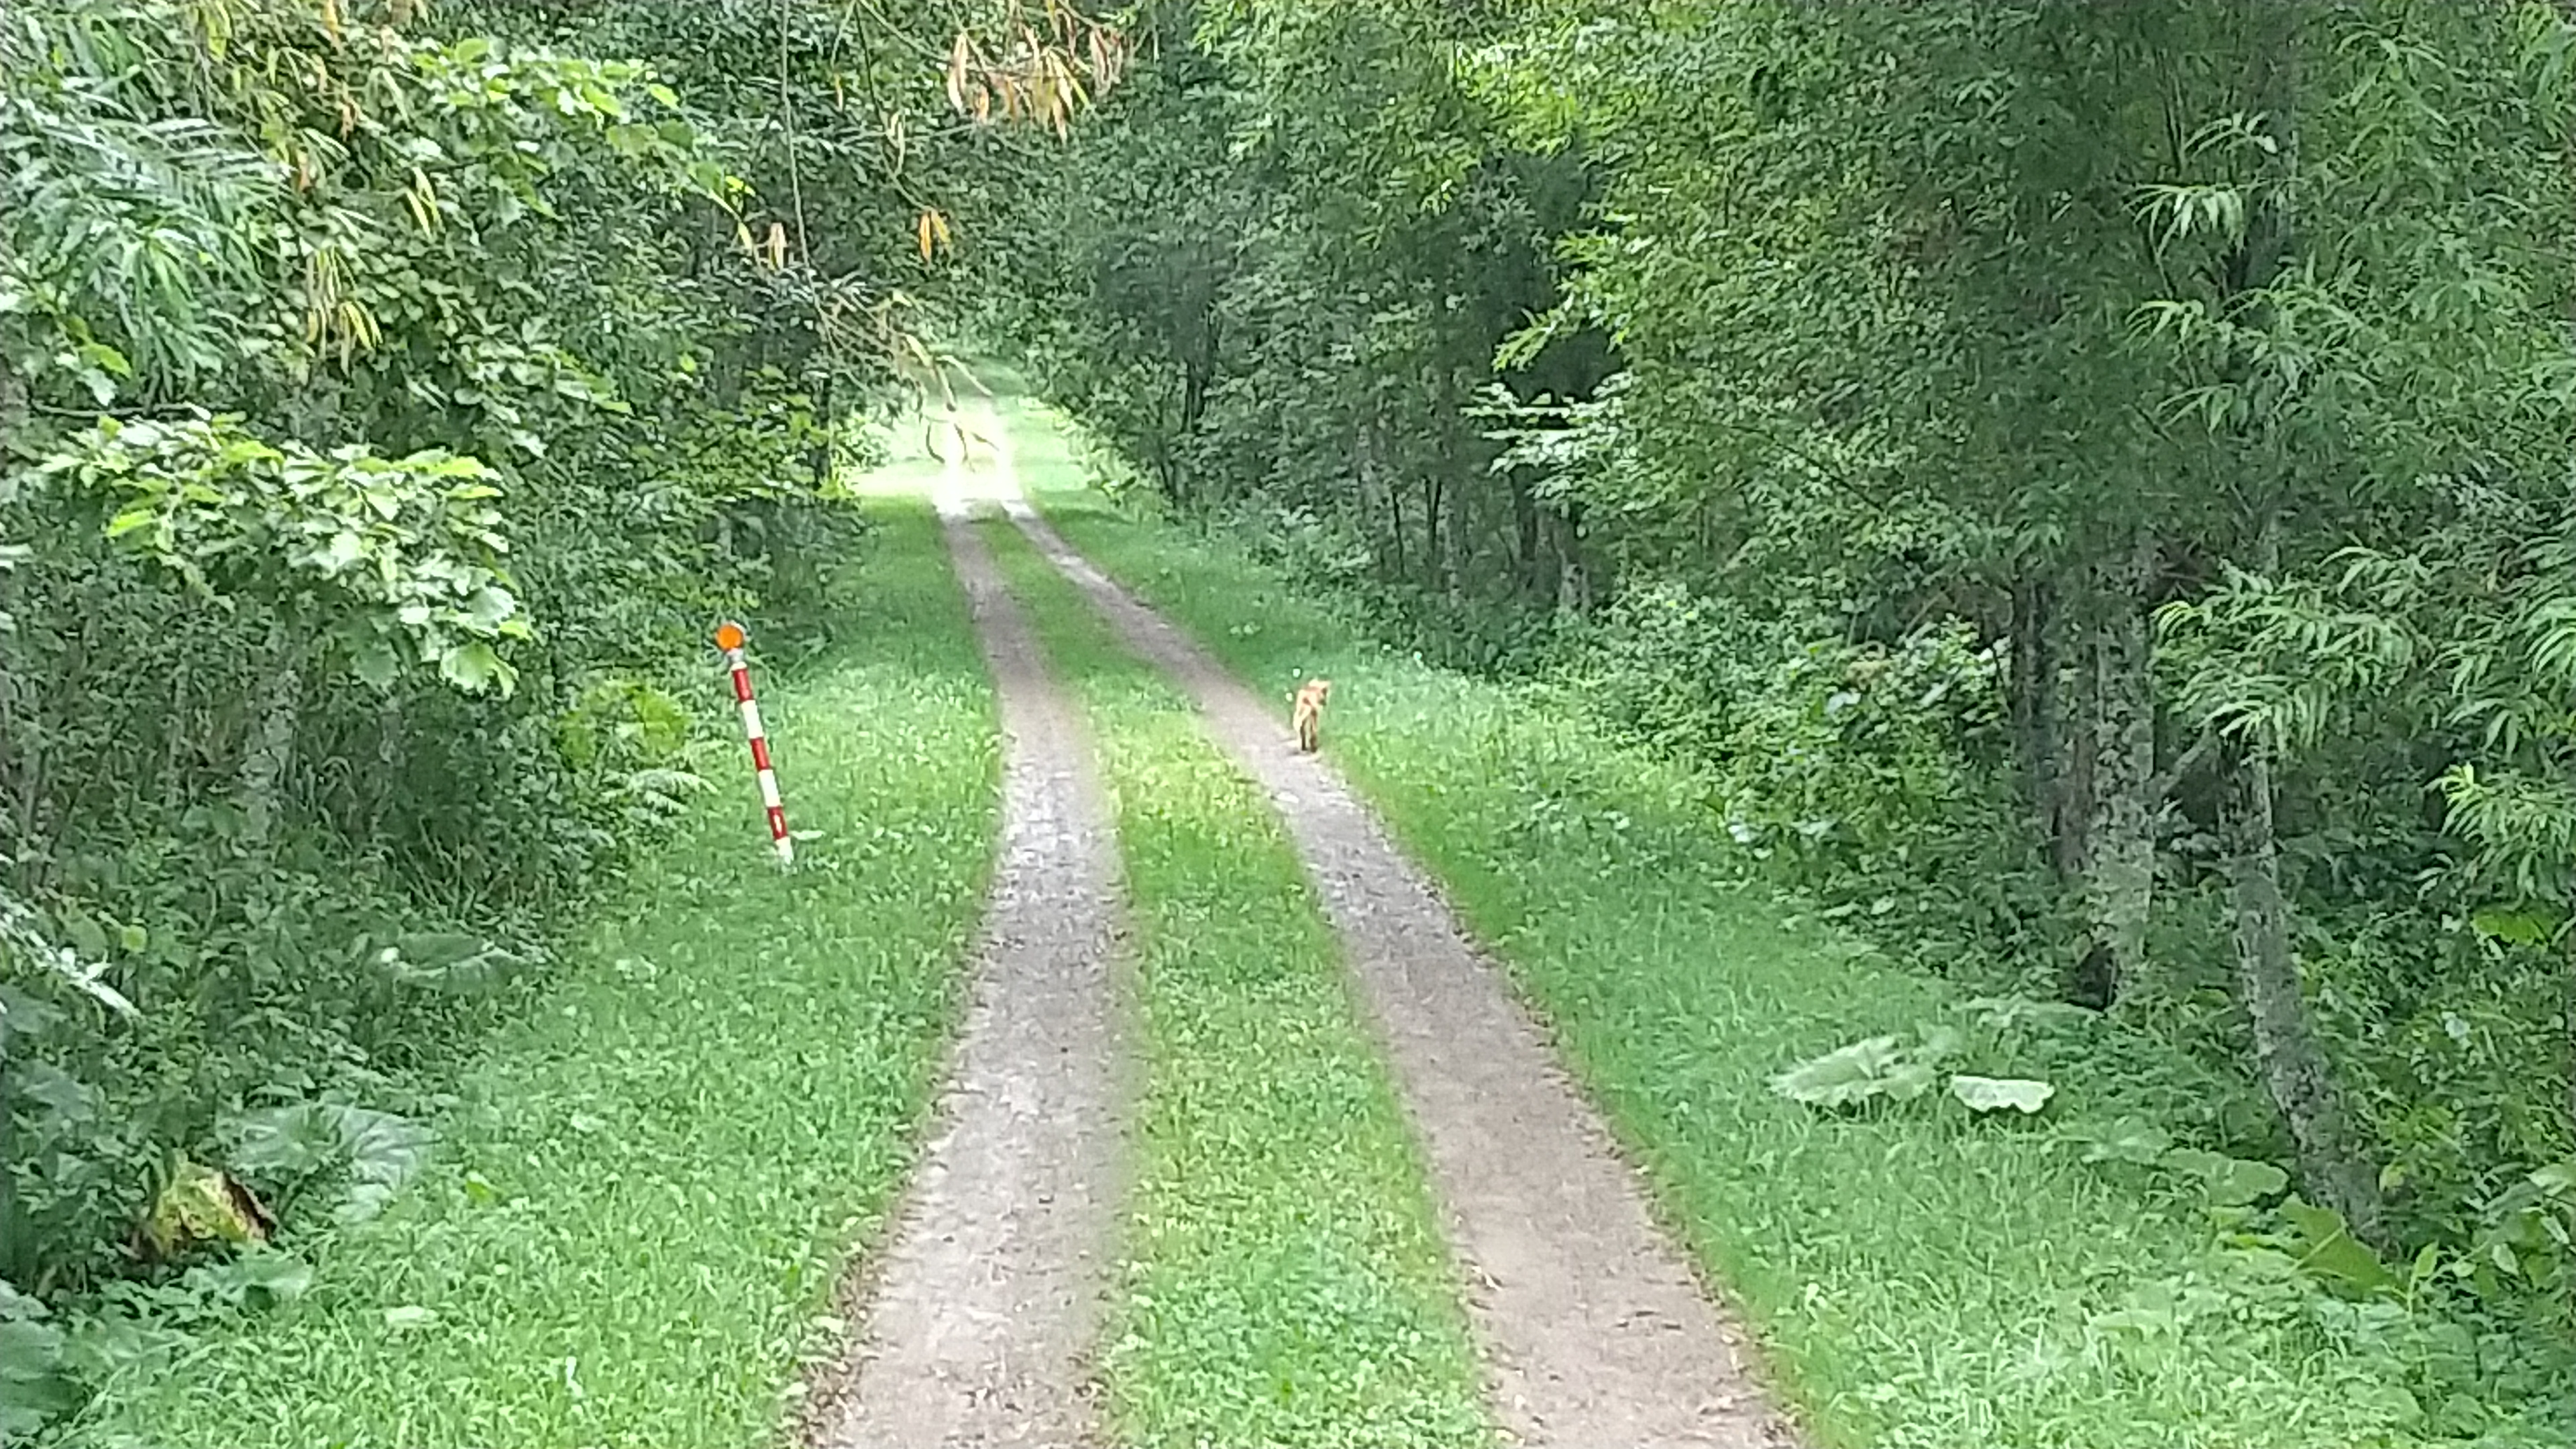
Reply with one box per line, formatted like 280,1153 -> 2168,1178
1961,996 -> 2097,1032
0,1309 -> 75,1439
1769,1035 -> 1910,1108
0,1280 -> 40,1320
1948,1075 -> 2055,1114
2159,1147 -> 2290,1206
224,1101 -> 436,1222
193,1248 -> 315,1308
332,1107 -> 437,1223
2275,1199 -> 2400,1297
2066,1116 -> 2171,1165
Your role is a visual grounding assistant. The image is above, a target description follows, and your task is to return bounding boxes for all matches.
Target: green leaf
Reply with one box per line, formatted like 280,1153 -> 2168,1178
317,531 -> 366,574
461,586 -> 517,633
1880,1057 -> 1939,1101
14,1063 -> 100,1125
0,1281 -> 40,1321
2470,904 -> 2557,946
1914,1022 -> 1967,1063
2069,1116 -> 2173,1165
207,1248 -> 315,1307
60,912 -> 107,962
78,341 -> 131,378
226,1104 -> 342,1181
0,1316 -> 77,1434
333,1107 -> 437,1223
225,1101 -> 434,1223
352,640 -> 400,690
439,641 -> 502,692
1770,1035 -> 1911,1108
392,932 -> 484,968
1962,996 -> 2097,1032
1949,1075 -> 2055,1114
2276,1198 -> 2400,1297
2160,1148 -> 2290,1206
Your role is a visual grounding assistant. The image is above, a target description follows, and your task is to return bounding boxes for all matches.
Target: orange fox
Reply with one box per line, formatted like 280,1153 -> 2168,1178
1291,678 -> 1331,753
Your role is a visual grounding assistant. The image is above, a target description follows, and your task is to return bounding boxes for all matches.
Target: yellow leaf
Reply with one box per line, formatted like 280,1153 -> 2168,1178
320,0 -> 343,44
406,168 -> 438,233
945,32 -> 973,116
766,220 -> 788,269
916,209 -> 934,262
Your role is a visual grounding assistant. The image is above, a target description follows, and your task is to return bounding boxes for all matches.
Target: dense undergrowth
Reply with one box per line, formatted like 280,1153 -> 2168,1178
41,502 -> 996,1448
984,517 -> 1492,1449
1011,397 -> 2576,1448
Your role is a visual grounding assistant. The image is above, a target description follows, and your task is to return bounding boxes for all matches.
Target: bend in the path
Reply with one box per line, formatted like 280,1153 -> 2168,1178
1005,500 -> 1795,1449
804,494 -> 1130,1449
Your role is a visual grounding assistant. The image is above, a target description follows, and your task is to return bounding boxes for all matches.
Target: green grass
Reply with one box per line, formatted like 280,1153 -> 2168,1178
991,394 -> 2496,1449
978,517 -> 1493,1449
60,501 -> 998,1449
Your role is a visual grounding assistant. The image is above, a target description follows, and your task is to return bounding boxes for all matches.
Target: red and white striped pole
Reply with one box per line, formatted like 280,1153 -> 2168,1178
714,621 -> 792,867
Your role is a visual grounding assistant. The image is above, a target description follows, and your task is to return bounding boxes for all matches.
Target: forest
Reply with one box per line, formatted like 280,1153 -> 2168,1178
982,0 -> 2576,1377
5,0 -> 2576,1446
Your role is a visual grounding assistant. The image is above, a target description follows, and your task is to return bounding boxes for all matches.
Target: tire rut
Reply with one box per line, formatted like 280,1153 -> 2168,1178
802,503 -> 1129,1449
1003,501 -> 1797,1449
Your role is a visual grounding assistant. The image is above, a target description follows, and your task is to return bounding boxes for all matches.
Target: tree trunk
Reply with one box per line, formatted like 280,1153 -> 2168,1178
1511,472 -> 1542,597
2563,928 -> 2576,1140
1442,453 -> 1473,606
0,1047 -> 20,1283
238,615 -> 303,849
2222,742 -> 2385,1244
2010,574 -> 2060,841
1360,423 -> 1405,580
1550,502 -> 1593,614
2079,534 -> 2156,1004
2050,600 -> 2096,885
1422,470 -> 1446,596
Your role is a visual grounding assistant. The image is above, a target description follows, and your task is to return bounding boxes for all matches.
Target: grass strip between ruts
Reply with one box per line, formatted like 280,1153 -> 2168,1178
62,500 -> 999,1449
994,390 -> 2506,1449
979,515 -> 1493,1449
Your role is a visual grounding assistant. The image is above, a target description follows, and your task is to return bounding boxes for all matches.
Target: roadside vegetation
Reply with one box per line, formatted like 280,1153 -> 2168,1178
1013,401 -> 2572,1448
44,504 -> 998,1447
